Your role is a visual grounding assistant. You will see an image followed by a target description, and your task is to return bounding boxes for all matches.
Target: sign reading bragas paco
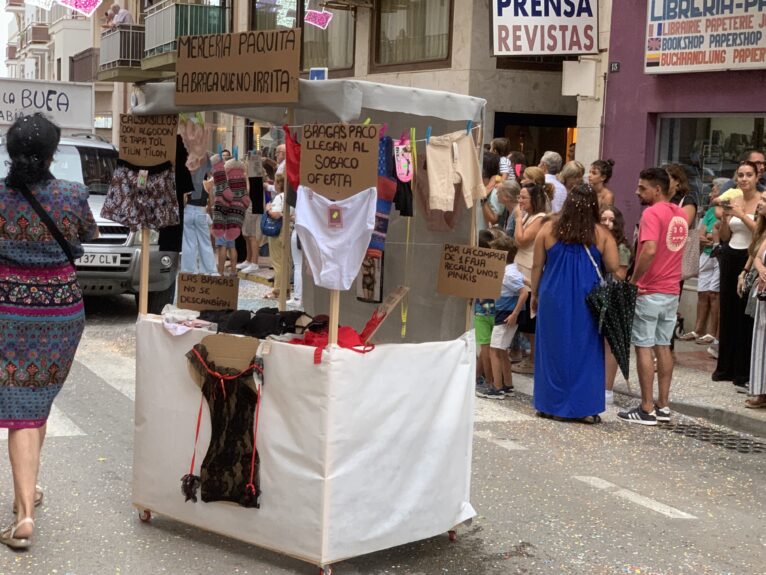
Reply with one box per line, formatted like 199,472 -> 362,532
299,124 -> 380,201
492,0 -> 598,55
175,29 -> 301,106
645,0 -> 766,74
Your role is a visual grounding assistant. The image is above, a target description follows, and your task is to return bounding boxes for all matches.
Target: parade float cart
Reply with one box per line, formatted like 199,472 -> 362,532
130,31 -> 486,573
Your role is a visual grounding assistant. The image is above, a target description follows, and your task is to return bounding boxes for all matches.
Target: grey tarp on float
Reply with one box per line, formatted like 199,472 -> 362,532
132,80 -> 486,344
131,79 -> 485,124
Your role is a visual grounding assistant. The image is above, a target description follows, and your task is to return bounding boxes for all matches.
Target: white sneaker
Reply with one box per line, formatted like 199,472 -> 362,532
286,297 -> 302,306
242,263 -> 260,274
236,261 -> 251,270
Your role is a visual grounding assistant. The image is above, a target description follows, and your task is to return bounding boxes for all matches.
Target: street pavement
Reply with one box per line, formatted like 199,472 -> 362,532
0,289 -> 764,575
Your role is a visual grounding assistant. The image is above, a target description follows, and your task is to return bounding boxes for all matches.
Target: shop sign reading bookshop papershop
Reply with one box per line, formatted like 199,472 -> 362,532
645,0 -> 766,74
491,0 -> 598,55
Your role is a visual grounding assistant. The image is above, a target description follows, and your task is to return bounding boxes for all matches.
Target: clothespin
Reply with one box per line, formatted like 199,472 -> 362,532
380,123 -> 388,138
425,126 -> 432,145
363,118 -> 371,125
399,130 -> 409,144
466,120 -> 473,134
233,144 -> 239,160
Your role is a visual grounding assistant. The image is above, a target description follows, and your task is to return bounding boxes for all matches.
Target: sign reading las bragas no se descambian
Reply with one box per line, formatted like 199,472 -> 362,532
492,0 -> 598,56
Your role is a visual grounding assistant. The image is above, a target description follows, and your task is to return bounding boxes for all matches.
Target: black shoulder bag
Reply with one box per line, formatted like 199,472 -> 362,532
16,183 -> 76,266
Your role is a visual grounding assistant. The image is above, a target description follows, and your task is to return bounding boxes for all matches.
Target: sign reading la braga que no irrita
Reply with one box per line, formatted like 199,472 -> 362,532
437,244 -> 507,299
175,29 -> 301,106
300,124 -> 380,201
492,0 -> 598,56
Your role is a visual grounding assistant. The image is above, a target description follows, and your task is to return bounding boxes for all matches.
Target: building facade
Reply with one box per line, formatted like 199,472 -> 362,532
602,0 -> 766,229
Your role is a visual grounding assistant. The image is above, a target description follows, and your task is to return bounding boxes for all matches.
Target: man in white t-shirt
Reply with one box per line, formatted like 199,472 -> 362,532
106,3 -> 134,27
539,151 -> 567,213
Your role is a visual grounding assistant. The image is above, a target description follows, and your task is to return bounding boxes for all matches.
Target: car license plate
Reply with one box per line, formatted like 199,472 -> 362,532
76,253 -> 121,267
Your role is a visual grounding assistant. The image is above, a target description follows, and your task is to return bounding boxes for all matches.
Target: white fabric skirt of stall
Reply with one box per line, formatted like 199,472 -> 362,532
133,316 -> 476,566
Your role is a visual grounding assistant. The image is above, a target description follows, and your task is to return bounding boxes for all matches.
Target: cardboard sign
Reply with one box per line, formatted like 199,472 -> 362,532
119,114 -> 178,166
436,244 -> 507,299
175,29 -> 301,106
187,333 -> 259,393
177,273 -> 239,311
0,78 -> 93,132
300,124 -> 380,201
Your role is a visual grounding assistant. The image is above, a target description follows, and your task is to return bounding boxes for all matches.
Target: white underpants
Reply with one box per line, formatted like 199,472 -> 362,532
295,186 -> 376,291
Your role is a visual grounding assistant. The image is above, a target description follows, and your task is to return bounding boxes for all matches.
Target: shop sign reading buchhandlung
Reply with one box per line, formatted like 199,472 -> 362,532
645,0 -> 766,74
491,0 -> 598,56
175,29 -> 301,106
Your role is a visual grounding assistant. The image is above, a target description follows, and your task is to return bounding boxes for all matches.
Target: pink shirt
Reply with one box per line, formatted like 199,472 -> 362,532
635,201 -> 689,295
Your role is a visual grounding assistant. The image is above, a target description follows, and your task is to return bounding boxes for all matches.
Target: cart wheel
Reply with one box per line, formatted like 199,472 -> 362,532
319,566 -> 333,575
138,509 -> 152,523
448,530 -> 457,542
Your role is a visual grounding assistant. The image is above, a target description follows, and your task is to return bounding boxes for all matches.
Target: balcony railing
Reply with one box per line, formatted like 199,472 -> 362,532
144,0 -> 230,59
6,44 -> 18,61
5,0 -> 24,10
50,4 -> 85,26
99,25 -> 145,70
71,47 -> 99,82
19,24 -> 50,50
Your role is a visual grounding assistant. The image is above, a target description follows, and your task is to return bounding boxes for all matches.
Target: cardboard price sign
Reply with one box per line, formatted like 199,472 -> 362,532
177,273 -> 239,311
300,123 -> 380,201
175,29 -> 301,106
119,114 -> 178,166
436,244 -> 507,299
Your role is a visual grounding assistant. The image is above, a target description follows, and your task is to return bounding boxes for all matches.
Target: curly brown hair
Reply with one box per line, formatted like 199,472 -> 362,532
553,184 -> 600,245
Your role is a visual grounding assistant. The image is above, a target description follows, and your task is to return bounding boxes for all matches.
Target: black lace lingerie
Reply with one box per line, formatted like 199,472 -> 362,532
181,344 -> 263,509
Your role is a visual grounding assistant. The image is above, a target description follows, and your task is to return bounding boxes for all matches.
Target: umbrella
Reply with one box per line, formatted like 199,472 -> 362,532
586,278 -> 638,380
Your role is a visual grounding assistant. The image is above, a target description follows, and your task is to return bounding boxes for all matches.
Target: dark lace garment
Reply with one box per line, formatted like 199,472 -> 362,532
182,344 -> 262,508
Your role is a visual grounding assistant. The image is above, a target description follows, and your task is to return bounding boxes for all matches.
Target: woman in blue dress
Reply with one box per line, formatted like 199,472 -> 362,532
530,184 -> 619,423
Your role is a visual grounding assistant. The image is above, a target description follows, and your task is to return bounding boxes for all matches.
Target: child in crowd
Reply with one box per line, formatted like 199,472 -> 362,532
478,235 -> 529,400
474,230 -> 498,394
265,173 -> 287,299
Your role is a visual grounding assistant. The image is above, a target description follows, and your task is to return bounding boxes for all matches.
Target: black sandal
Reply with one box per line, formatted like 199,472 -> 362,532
575,415 -> 602,424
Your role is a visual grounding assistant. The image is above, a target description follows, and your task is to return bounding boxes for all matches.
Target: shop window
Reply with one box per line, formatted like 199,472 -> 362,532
658,115 -> 766,207
249,1 -> 355,71
371,0 -> 452,72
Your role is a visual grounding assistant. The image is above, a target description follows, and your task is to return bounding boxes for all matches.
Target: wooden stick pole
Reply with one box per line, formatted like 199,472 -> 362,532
139,226 -> 150,315
279,108 -> 295,312
466,122 -> 483,332
328,289 -> 340,345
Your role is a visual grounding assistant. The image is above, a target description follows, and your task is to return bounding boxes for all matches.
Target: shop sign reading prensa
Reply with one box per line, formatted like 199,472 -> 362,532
175,29 -> 301,106
644,0 -> 766,74
300,123 -> 380,201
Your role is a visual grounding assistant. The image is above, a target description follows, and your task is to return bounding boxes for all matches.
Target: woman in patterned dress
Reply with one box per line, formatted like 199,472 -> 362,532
0,114 -> 97,549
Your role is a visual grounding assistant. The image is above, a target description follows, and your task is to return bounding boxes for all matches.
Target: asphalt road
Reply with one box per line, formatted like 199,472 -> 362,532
0,295 -> 764,575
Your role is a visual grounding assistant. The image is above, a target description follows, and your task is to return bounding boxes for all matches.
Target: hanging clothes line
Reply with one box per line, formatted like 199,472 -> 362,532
266,124 -> 482,145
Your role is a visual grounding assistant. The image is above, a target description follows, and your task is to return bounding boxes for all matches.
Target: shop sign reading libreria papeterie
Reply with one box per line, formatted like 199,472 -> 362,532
491,0 -> 598,55
645,0 -> 766,74
175,29 -> 301,106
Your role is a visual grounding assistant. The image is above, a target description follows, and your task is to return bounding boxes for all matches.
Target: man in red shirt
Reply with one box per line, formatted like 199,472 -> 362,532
619,168 -> 689,426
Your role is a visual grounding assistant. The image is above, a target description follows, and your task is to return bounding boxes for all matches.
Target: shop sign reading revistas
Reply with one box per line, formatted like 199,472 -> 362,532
175,29 -> 301,106
492,0 -> 598,55
645,0 -> 766,74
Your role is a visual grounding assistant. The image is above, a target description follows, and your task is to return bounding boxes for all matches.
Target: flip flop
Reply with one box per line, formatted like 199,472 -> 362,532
0,517 -> 34,550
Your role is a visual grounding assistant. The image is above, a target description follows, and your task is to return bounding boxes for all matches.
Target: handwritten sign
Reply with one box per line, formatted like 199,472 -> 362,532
492,0 -> 598,55
644,0 -> 766,74
177,273 -> 238,311
300,124 -> 379,201
175,29 -> 301,106
0,78 -> 93,131
119,114 -> 178,166
436,244 -> 507,299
